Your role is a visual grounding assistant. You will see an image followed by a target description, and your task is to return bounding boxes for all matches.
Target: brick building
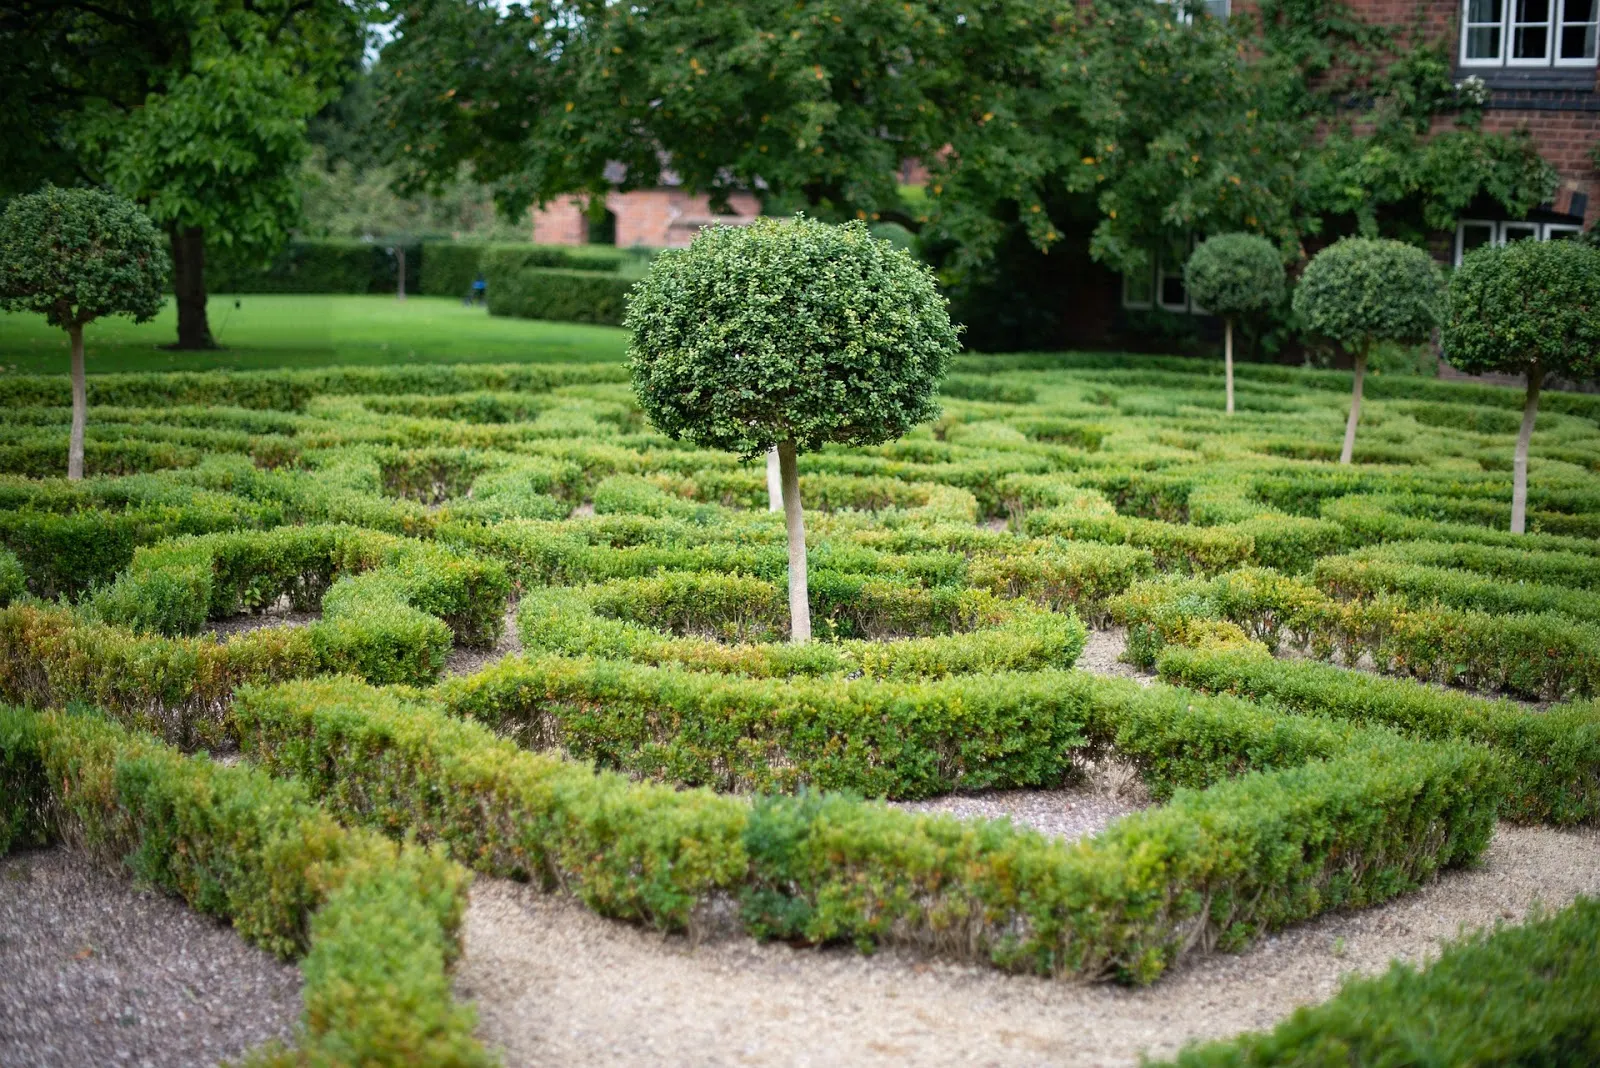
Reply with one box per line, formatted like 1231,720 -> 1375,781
529,162 -> 761,248
1120,0 -> 1596,328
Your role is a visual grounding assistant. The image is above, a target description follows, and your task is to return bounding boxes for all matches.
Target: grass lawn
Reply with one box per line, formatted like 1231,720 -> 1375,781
0,294 -> 628,375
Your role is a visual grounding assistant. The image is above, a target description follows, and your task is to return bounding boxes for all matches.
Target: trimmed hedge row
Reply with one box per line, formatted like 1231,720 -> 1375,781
1113,568 -> 1600,701
0,704 -> 487,1065
207,239 -> 421,295
1161,895 -> 1600,1066
1314,553 -> 1600,626
487,267 -> 637,326
1349,538 -> 1600,592
235,674 -> 1499,983
1156,644 -> 1600,826
515,584 -> 1086,680
1320,494 -> 1600,558
0,363 -> 629,412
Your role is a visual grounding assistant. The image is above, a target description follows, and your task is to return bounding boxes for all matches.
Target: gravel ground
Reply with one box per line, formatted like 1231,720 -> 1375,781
890,759 -> 1149,840
1077,627 -> 1154,686
205,599 -> 319,641
0,849 -> 303,1068
446,601 -> 524,677
456,823 -> 1600,1067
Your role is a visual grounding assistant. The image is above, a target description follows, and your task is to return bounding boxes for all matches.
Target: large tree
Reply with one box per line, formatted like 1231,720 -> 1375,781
2,0 -> 364,349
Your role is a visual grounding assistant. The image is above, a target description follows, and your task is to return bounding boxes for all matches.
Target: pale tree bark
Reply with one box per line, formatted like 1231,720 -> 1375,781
766,447 -> 783,512
68,324 -> 86,481
776,439 -> 810,643
396,245 -> 407,302
1224,317 -> 1235,415
1339,348 -> 1367,465
1511,365 -> 1542,535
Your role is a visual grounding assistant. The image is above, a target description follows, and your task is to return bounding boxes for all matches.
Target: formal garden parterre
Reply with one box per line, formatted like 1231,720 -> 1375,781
3,328 -> 1600,1061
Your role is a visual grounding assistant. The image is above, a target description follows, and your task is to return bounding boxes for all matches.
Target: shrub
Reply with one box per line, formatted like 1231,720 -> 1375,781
626,217 -> 959,642
1442,238 -> 1600,533
1184,234 -> 1286,415
487,267 -> 637,325
1291,238 -> 1443,464
1161,896 -> 1600,1067
207,238 -> 419,295
0,186 -> 170,480
0,703 -> 487,1065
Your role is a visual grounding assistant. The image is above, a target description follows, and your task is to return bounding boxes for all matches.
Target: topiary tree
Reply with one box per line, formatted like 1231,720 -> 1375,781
1292,237 -> 1443,464
1443,239 -> 1600,534
627,216 -> 959,643
0,186 -> 169,479
1185,234 -> 1286,415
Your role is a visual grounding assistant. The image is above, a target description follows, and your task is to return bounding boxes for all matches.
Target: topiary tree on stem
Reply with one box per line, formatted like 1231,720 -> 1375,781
1292,237 -> 1443,464
1185,234 -> 1286,415
627,216 -> 959,643
1443,238 -> 1600,534
0,186 -> 168,479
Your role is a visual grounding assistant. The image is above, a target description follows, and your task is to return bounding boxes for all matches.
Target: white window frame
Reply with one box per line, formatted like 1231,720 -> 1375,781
1556,0 -> 1600,66
1158,256 -> 1191,313
1454,218 -> 1585,264
1460,0 -> 1599,67
1154,0 -> 1229,25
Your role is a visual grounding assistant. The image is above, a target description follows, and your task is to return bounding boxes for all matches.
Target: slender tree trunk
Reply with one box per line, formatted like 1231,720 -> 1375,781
67,324 -> 86,481
776,439 -> 810,644
1340,348 -> 1367,465
168,226 -> 216,350
766,447 -> 783,512
396,245 -> 407,302
1512,366 -> 1542,535
1224,317 -> 1235,415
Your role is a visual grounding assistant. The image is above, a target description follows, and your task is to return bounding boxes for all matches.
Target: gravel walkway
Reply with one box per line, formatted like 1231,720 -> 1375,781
455,823 -> 1600,1067
890,758 -> 1149,840
0,849 -> 303,1068
446,601 -> 524,677
1077,627 -> 1154,686
205,596 -> 319,641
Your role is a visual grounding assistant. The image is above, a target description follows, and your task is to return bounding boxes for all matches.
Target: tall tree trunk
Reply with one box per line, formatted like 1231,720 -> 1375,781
1339,348 -> 1367,465
776,439 -> 810,644
1224,317 -> 1235,415
168,226 -> 216,350
1512,365 -> 1542,535
67,324 -> 86,481
766,447 -> 783,512
396,245 -> 407,302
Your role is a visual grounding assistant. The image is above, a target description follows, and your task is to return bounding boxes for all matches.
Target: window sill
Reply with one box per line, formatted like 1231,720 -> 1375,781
1456,66 -> 1597,91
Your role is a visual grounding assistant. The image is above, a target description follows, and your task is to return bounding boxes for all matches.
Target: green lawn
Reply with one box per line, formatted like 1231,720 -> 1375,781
0,294 -> 628,375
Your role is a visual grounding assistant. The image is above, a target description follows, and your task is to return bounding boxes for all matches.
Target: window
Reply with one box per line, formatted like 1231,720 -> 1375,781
1154,0 -> 1229,25
1461,0 -> 1599,66
1122,248 -> 1203,314
1455,218 -> 1587,264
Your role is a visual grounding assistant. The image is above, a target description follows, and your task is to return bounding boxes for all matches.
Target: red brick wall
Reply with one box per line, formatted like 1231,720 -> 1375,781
530,190 -> 761,248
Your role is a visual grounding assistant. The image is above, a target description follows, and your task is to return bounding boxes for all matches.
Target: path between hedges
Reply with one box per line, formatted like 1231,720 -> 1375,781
0,849 -> 302,1068
457,823 -> 1600,1067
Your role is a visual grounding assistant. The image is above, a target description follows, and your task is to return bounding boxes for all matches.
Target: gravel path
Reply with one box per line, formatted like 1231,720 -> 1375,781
1077,627 -> 1154,686
890,759 -> 1149,840
455,823 -> 1600,1067
0,849 -> 302,1068
205,602 -> 320,641
446,601 -> 524,677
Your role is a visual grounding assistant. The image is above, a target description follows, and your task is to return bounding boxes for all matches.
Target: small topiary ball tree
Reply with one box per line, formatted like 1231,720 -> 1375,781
0,186 -> 169,480
1185,233 -> 1286,415
1292,237 -> 1443,464
1443,238 -> 1600,534
626,216 -> 959,643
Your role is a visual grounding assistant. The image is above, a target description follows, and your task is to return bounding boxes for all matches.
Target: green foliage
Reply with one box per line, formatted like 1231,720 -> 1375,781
1160,895 -> 1600,1066
1292,237 -> 1443,357
0,704 -> 488,1065
234,674 -> 1498,983
627,217 -> 958,457
1157,644 -> 1600,826
489,268 -> 637,326
208,239 -> 420,295
1443,238 -> 1600,381
1184,235 -> 1286,321
0,186 -> 169,329
0,548 -> 24,607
